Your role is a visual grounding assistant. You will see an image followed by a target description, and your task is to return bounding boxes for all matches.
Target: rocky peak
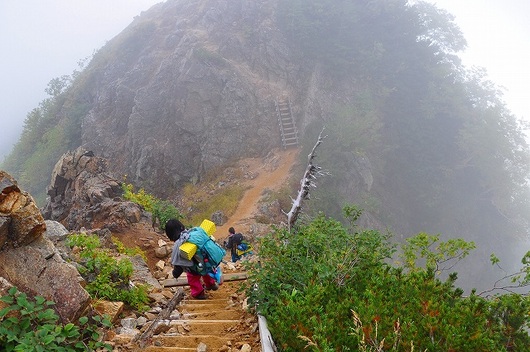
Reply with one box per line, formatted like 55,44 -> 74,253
77,0 -> 290,196
70,0 -> 355,198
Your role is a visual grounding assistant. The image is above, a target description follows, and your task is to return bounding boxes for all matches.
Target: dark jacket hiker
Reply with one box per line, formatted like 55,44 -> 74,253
224,227 -> 252,262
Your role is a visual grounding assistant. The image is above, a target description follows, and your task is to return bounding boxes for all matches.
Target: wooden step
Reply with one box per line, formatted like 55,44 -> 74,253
149,335 -> 238,351
171,320 -> 241,335
138,280 -> 260,351
180,309 -> 242,320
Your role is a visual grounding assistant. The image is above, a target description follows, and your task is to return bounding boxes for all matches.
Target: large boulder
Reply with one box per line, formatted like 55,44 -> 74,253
0,171 -> 45,248
42,147 -> 144,231
0,171 -> 91,323
0,236 -> 90,323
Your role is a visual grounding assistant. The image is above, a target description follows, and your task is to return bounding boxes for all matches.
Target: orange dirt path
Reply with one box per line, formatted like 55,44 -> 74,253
215,148 -> 299,239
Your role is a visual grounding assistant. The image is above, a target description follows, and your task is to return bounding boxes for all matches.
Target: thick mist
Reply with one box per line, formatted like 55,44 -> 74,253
0,0 -> 162,165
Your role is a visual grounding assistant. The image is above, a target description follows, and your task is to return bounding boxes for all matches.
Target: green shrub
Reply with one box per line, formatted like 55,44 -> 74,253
121,183 -> 156,210
121,182 -> 182,230
0,286 -> 112,351
152,199 -> 182,231
112,237 -> 146,262
66,233 -> 149,311
246,208 -> 530,351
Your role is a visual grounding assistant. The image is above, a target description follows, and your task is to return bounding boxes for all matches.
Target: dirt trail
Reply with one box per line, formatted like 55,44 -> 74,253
216,148 -> 299,239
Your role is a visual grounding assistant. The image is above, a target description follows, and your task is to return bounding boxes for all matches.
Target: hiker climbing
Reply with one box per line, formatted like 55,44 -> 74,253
165,219 -> 225,300
224,227 -> 253,263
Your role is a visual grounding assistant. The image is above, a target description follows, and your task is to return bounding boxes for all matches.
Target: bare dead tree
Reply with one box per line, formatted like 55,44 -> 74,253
285,128 -> 327,231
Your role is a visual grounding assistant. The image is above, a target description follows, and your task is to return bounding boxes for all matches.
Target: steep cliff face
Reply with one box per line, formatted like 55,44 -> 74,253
72,0 -> 363,198
78,0 -> 285,195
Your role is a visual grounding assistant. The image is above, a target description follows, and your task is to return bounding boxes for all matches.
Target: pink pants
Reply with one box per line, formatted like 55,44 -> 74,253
186,272 -> 217,298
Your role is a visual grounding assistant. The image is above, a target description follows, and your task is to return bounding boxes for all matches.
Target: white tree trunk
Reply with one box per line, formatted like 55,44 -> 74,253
286,128 -> 326,231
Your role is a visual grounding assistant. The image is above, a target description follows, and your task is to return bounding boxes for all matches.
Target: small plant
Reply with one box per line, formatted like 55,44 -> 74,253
400,232 -> 476,274
152,199 -> 182,230
112,237 -> 146,261
0,286 -> 112,351
66,233 -> 149,311
121,182 -> 157,210
121,182 -> 182,230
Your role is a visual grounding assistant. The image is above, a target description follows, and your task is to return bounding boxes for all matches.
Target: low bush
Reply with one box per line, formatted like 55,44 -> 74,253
0,286 -> 112,351
121,182 -> 183,230
246,209 -> 530,351
184,184 -> 247,226
112,236 -> 146,261
66,233 -> 149,312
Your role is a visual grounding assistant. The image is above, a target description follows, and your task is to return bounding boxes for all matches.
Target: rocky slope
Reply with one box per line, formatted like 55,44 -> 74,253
2,146 -> 298,350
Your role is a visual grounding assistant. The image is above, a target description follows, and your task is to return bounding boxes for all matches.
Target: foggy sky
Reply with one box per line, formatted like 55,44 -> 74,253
0,0 -> 162,160
1,0 -> 529,161
426,0 -> 530,130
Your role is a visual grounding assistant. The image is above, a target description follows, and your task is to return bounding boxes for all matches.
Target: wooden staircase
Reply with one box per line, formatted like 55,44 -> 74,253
145,295 -> 248,351
276,97 -> 299,149
134,274 -> 262,351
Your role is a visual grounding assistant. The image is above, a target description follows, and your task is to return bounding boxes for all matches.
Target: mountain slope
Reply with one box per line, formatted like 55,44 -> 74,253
74,0 -> 299,197
3,0 -> 529,291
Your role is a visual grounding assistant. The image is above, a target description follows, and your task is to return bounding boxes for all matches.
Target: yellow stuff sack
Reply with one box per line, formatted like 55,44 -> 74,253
179,242 -> 198,260
200,219 -> 216,236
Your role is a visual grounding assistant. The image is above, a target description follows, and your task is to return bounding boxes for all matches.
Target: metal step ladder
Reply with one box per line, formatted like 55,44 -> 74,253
275,97 -> 299,149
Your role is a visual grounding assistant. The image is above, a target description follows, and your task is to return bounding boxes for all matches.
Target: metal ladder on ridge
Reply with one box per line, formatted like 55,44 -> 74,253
275,97 -> 299,149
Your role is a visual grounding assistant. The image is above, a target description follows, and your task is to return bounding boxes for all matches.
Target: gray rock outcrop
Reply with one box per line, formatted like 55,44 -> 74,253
43,147 -> 144,231
0,171 -> 90,323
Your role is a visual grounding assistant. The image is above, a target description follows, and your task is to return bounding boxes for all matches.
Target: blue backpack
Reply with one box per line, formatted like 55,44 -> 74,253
187,227 -> 226,274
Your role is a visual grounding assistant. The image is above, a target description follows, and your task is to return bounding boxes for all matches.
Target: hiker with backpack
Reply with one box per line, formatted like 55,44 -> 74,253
165,219 -> 224,300
224,227 -> 252,262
